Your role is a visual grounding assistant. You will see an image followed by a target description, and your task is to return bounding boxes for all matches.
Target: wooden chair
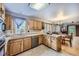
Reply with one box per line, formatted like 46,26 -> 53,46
62,33 -> 73,47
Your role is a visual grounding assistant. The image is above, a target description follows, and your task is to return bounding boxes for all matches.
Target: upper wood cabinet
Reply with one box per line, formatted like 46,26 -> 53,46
29,20 -> 43,30
5,14 -> 12,30
0,3 -> 5,20
28,20 -> 34,29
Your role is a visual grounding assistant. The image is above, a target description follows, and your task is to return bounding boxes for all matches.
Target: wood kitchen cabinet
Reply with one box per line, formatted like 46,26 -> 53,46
28,20 -> 34,29
0,3 -> 5,19
46,36 -> 51,47
7,39 -> 23,56
33,20 -> 38,30
38,35 -> 43,44
37,21 -> 43,30
5,13 -> 12,30
50,36 -> 61,51
43,36 -> 47,45
43,35 -> 51,47
23,37 -> 31,51
29,20 -> 43,30
7,37 -> 31,56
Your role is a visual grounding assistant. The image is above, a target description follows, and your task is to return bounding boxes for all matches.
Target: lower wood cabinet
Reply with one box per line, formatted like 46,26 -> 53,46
43,36 -> 47,45
45,36 -> 51,47
43,35 -> 61,51
38,35 -> 43,44
50,36 -> 61,51
7,39 -> 23,56
43,35 -> 51,47
23,37 -> 31,51
7,35 -> 61,56
7,37 -> 31,56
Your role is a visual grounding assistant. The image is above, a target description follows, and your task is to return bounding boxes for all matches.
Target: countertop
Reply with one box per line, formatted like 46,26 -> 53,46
4,31 -> 62,53
5,31 -> 44,53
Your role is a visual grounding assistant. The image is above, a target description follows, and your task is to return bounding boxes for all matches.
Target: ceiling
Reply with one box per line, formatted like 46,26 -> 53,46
4,3 -> 79,24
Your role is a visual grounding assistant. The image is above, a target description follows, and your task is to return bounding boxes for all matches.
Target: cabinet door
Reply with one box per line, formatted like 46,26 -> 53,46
46,37 -> 51,47
13,39 -> 22,55
29,20 -> 34,29
50,39 -> 57,50
23,37 -> 31,51
50,36 -> 61,51
7,39 -> 23,56
0,3 -> 5,19
7,42 -> 14,56
43,36 -> 47,45
33,21 -> 37,30
5,14 -> 12,30
37,21 -> 42,30
38,35 -> 43,44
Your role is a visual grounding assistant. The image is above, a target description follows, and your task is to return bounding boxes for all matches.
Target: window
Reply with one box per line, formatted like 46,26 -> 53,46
44,23 -> 52,33
13,17 -> 27,34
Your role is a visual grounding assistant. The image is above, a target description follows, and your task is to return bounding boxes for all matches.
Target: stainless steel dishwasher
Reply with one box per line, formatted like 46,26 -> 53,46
31,36 -> 38,48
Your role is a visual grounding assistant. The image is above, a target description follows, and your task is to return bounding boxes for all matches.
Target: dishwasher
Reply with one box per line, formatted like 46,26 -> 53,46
31,36 -> 39,48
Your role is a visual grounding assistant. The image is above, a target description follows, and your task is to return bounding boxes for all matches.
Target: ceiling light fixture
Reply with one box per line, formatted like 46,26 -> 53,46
29,3 -> 50,10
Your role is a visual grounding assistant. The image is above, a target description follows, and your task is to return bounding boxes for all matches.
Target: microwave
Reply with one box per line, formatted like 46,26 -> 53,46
0,17 -> 6,32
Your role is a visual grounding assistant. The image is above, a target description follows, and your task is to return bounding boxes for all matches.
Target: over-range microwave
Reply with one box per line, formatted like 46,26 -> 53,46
0,17 -> 6,32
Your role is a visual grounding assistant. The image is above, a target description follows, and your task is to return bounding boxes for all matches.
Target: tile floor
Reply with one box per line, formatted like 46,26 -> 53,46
17,45 -> 70,56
